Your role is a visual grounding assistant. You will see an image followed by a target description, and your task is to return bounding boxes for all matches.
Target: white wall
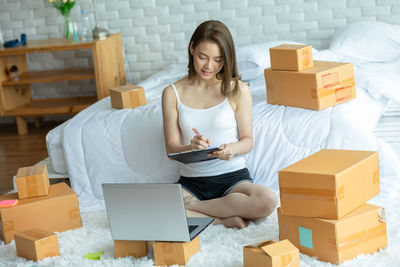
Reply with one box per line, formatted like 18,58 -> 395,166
0,0 -> 399,122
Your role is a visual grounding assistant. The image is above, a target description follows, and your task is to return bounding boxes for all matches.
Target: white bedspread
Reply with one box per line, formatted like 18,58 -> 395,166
46,21 -> 400,211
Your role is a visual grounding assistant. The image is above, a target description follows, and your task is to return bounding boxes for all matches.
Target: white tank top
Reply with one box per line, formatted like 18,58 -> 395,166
171,83 -> 246,177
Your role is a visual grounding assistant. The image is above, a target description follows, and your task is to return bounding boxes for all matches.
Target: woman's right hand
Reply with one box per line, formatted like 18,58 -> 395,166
190,135 -> 211,150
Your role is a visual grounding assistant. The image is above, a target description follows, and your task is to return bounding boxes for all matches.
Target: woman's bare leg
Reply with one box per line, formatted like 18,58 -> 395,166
184,182 -> 277,220
182,188 -> 247,229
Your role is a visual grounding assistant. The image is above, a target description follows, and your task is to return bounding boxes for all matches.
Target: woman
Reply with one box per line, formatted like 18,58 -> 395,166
162,20 -> 277,229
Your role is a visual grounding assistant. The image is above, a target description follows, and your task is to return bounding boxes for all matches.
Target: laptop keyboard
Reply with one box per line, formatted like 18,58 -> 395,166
188,225 -> 199,233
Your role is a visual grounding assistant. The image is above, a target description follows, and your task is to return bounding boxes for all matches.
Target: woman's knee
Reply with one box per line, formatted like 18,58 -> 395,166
254,188 -> 278,217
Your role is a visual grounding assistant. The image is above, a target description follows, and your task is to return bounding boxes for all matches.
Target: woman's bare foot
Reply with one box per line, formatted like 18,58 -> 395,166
213,216 -> 248,229
183,194 -> 199,210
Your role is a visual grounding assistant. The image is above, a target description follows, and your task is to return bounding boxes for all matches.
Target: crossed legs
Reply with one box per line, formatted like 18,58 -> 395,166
183,182 -> 277,229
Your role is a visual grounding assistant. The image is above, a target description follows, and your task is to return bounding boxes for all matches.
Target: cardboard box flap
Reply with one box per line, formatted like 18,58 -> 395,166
300,61 -> 352,74
16,164 -> 47,178
248,239 -> 297,257
272,44 -> 311,50
281,149 -> 376,175
111,84 -> 142,93
15,228 -> 54,241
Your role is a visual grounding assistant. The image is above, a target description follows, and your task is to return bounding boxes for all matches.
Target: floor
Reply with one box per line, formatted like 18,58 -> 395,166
0,101 -> 399,195
0,121 -> 62,194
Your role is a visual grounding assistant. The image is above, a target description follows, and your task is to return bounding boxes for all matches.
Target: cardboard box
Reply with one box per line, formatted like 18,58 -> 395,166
114,240 -> 147,258
153,236 -> 200,266
0,182 -> 82,244
110,84 -> 146,109
16,164 -> 50,199
279,149 -> 379,219
243,239 -> 299,267
277,204 -> 387,264
265,60 -> 356,110
15,228 -> 60,261
270,44 -> 313,71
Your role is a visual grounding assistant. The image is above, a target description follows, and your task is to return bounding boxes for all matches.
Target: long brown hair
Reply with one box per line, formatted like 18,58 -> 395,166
188,20 -> 240,97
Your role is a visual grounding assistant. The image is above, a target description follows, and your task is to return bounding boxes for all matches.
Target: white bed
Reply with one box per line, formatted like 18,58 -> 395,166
46,21 -> 400,212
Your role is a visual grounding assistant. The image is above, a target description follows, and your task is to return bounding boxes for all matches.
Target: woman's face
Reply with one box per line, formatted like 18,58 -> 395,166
190,40 -> 224,81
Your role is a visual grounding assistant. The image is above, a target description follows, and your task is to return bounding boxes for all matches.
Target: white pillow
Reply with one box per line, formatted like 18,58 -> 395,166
329,20 -> 400,62
236,41 -> 318,81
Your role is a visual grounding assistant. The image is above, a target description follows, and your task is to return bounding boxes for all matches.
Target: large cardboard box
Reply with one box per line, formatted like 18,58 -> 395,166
279,149 -> 379,219
15,228 -> 60,261
114,240 -> 147,258
0,182 -> 82,244
110,84 -> 146,109
243,239 -> 299,267
265,60 -> 356,110
270,44 -> 313,71
277,204 -> 387,264
16,164 -> 50,199
153,236 -> 200,266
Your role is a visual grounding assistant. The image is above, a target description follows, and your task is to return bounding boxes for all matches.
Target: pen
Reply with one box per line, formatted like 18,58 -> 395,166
192,128 -> 200,136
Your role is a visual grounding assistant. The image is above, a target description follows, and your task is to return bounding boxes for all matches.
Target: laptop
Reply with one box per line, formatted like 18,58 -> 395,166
102,183 -> 214,242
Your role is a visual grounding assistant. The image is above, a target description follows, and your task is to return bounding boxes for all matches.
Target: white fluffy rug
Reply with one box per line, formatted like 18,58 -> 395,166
1,183 -> 400,267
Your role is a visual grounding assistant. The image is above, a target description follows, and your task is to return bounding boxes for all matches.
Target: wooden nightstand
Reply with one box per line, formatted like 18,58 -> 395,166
0,33 -> 126,135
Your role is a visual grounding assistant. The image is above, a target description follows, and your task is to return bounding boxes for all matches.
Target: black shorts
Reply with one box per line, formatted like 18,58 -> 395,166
177,168 -> 253,201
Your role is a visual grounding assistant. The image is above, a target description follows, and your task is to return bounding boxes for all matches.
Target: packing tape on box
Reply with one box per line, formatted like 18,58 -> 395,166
39,237 -> 53,245
300,48 -> 312,69
3,220 -> 14,231
373,170 -> 379,184
26,229 -> 47,239
327,223 -> 386,252
280,185 -> 345,201
68,208 -> 80,220
311,77 -> 355,99
25,176 -> 38,197
281,253 -> 293,267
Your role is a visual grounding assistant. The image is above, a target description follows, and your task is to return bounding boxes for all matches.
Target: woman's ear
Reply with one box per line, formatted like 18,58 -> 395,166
189,41 -> 194,56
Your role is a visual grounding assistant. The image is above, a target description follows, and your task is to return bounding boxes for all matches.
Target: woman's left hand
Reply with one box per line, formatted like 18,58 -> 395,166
212,144 -> 236,160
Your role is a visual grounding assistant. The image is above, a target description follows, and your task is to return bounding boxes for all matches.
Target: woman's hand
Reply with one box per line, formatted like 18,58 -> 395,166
190,135 -> 211,150
212,143 -> 236,160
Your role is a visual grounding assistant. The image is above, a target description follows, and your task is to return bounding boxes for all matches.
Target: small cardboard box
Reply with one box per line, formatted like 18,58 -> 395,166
0,182 -> 82,244
114,240 -> 147,258
110,84 -> 146,109
153,236 -> 200,266
277,204 -> 387,264
279,149 -> 379,219
270,44 -> 313,71
16,164 -> 50,199
243,239 -> 299,267
15,228 -> 60,261
265,60 -> 356,110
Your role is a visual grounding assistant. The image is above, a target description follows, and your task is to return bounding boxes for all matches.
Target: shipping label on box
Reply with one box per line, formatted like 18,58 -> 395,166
270,44 -> 313,71
279,149 -> 379,219
243,239 -> 299,267
0,182 -> 82,243
110,84 -> 146,109
265,61 -> 356,110
15,228 -> 60,261
277,204 -> 387,264
16,164 -> 50,199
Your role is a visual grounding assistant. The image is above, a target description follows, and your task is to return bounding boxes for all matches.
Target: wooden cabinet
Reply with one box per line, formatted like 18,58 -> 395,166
0,33 -> 126,135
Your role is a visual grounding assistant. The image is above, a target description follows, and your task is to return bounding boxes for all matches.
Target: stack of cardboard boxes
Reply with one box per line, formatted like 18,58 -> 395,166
265,44 -> 356,110
0,164 -> 82,261
277,149 -> 387,264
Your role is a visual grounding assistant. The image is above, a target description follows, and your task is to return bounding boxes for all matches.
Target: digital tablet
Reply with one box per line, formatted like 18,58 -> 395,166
168,147 -> 220,164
